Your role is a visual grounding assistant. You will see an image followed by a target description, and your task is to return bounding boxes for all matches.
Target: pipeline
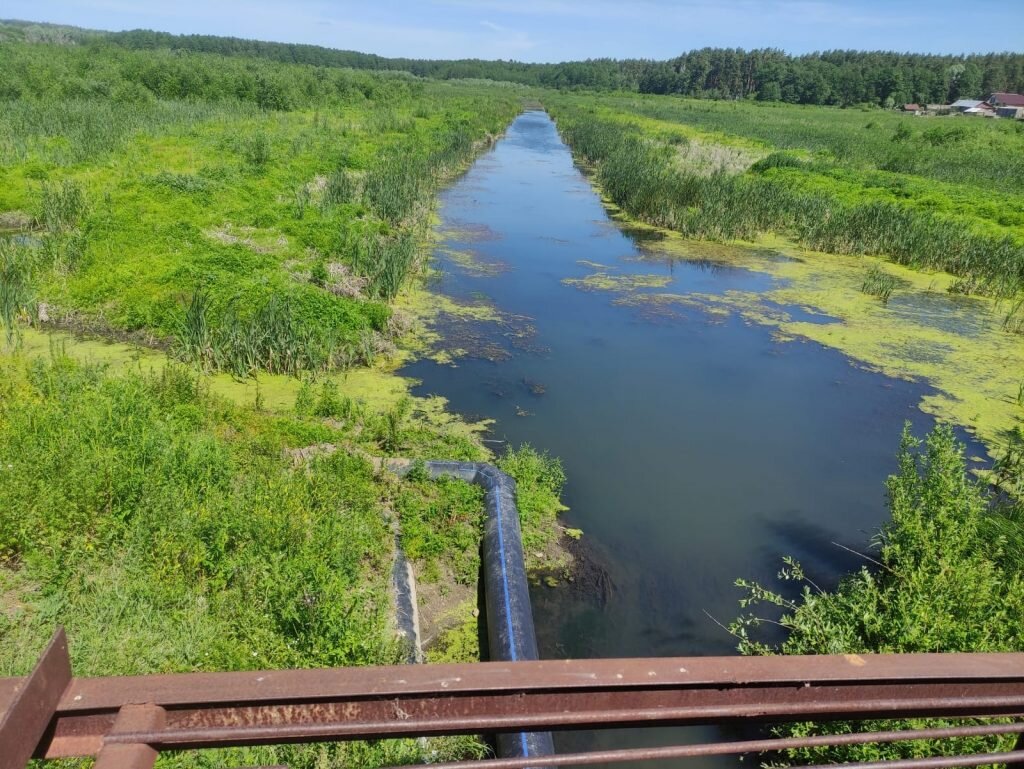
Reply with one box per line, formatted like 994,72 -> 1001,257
386,459 -> 555,764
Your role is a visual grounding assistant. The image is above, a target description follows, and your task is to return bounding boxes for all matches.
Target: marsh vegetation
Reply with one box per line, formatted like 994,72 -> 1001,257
2,19 -> 1024,769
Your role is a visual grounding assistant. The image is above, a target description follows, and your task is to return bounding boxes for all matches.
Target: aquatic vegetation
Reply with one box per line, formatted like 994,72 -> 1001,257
860,265 -> 898,303
0,40 -> 522,376
563,270 -> 672,292
550,98 -> 1024,297
1002,297 -> 1024,335
0,239 -> 36,345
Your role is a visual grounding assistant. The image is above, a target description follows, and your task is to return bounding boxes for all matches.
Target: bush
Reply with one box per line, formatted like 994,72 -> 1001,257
731,425 -> 1024,763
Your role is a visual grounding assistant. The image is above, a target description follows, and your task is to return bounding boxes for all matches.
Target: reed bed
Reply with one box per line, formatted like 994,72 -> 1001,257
556,111 -> 1024,297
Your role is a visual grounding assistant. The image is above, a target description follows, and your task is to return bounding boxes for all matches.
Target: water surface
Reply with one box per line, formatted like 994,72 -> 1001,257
402,110 -> 985,765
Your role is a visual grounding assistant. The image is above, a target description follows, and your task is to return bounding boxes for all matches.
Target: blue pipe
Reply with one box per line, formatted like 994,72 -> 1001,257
387,459 -> 555,763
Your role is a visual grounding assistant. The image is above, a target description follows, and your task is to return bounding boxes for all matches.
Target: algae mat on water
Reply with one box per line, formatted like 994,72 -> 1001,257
13,326 -> 409,412
575,222 -> 1024,457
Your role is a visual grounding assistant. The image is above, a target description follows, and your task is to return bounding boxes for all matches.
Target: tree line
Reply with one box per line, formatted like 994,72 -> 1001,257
3,19 -> 1024,107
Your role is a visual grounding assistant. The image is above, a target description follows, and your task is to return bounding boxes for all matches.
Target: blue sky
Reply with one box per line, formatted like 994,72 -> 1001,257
6,1 -> 1022,62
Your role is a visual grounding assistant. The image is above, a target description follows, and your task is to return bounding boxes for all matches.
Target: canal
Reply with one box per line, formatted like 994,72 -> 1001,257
400,109 -> 985,765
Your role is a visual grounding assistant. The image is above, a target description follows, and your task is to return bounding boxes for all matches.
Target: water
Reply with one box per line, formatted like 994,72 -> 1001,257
401,111 -> 986,764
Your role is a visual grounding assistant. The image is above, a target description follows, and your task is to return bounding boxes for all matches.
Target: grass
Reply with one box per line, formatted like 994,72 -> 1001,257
0,240 -> 34,344
860,265 -> 898,303
548,96 -> 1024,298
0,40 -> 522,377
0,346 -> 565,767
0,36 -> 569,769
733,425 -> 1024,764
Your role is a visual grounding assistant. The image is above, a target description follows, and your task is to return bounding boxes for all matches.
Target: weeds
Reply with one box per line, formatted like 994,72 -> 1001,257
1002,297 -> 1024,335
0,240 -> 37,345
860,265 -> 898,303
41,179 -> 87,232
380,396 -> 412,454
553,106 -> 1024,296
732,426 -> 1024,763
322,168 -> 356,209
241,131 -> 271,168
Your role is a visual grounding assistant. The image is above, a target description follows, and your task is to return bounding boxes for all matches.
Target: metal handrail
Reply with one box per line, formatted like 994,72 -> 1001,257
4,628 -> 1024,769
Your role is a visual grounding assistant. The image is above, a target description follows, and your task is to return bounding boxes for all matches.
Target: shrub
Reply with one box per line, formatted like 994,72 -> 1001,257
731,425 -> 1024,763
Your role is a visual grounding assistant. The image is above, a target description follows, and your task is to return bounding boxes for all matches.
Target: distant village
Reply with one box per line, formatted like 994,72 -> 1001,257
903,92 -> 1024,118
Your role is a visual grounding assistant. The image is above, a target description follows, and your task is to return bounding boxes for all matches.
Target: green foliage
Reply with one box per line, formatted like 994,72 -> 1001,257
309,259 -> 329,287
10,20 -> 1021,105
0,356 -> 395,670
0,40 -> 522,374
860,265 -> 898,303
0,354 -> 509,767
379,396 -> 413,454
731,425 -> 1024,763
322,168 -> 356,209
497,446 -> 568,561
552,98 -> 1024,296
240,131 -> 271,168
426,612 -> 482,663
0,239 -> 35,345
1002,296 -> 1024,335
173,290 -> 382,377
41,178 -> 87,232
396,475 -> 485,585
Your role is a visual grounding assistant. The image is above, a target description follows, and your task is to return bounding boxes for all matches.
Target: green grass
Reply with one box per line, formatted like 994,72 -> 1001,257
0,42 -> 562,766
591,95 -> 1024,194
0,40 -> 522,376
860,265 -> 899,303
0,347 -> 565,767
549,96 -> 1024,297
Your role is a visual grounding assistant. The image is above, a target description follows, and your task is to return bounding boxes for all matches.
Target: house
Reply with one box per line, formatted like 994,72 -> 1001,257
997,106 -> 1024,119
987,92 -> 1024,109
950,99 -> 984,112
964,103 -> 996,117
902,103 -> 922,114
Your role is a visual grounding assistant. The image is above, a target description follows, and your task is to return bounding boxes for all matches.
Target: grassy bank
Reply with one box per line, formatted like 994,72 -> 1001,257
0,344 -> 566,767
0,40 -> 522,375
0,36 -> 573,769
547,95 -> 1024,297
732,425 -> 1024,764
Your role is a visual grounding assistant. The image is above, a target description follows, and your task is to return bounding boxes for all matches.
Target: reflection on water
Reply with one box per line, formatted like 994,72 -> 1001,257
400,110 -> 987,767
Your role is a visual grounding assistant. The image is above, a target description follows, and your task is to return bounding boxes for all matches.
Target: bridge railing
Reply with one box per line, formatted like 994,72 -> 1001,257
4,628 -> 1024,769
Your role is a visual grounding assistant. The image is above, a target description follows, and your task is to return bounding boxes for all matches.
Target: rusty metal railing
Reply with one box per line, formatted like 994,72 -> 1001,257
4,628 -> 1024,769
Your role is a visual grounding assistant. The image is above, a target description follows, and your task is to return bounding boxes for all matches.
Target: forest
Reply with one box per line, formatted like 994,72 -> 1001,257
3,18 -> 1024,105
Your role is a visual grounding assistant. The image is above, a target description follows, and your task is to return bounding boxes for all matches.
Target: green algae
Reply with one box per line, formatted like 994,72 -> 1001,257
12,327 -> 411,412
614,230 -> 1024,455
437,246 -> 509,278
563,271 -> 672,292
564,156 -> 1024,455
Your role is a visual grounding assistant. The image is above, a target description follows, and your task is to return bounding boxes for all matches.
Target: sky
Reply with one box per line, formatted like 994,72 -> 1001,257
5,0 -> 1022,62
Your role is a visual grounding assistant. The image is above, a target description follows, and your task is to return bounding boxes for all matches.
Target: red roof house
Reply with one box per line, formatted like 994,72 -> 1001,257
988,93 -> 1024,108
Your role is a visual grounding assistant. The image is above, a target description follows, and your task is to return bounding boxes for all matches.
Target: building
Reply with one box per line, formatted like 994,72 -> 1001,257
950,99 -> 984,112
964,103 -> 996,117
902,103 -> 922,114
987,92 -> 1024,109
997,106 -> 1024,119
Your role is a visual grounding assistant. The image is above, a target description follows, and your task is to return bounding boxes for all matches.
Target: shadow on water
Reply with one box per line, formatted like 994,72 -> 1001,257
400,110 -> 991,767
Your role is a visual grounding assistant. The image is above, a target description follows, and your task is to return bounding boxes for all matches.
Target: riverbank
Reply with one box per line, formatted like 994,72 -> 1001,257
545,100 -> 1024,475
0,43 -> 568,766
